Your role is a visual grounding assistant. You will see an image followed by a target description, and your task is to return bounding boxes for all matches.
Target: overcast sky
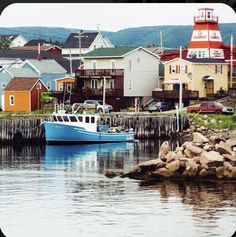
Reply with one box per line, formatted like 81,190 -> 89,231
0,3 -> 235,31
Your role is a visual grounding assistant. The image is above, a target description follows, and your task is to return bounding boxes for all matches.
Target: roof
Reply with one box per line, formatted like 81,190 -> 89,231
4,77 -> 40,91
83,47 -> 136,58
0,34 -> 19,41
184,58 -> 228,64
12,45 -> 62,51
0,49 -> 80,73
24,39 -> 49,46
63,32 -> 99,48
25,59 -> 67,74
2,67 -> 39,78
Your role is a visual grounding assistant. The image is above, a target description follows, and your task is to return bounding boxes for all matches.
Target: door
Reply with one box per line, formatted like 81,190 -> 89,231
205,80 -> 214,96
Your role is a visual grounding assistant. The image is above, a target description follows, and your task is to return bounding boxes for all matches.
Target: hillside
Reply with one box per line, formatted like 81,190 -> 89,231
0,23 -> 235,48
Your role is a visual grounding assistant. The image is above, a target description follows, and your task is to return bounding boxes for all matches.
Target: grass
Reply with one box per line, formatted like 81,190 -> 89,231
189,112 -> 236,130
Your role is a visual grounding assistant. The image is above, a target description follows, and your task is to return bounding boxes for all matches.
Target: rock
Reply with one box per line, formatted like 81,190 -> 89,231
184,149 -> 194,158
166,160 -> 180,173
138,159 -> 159,169
122,165 -> 141,178
209,135 -> 226,144
222,154 -> 236,162
224,161 -> 234,172
152,167 -> 171,177
185,143 -> 203,155
192,156 -> 200,164
203,144 -> 214,151
193,132 -> 209,143
199,168 -> 208,177
104,170 -> 123,178
200,151 -> 224,167
225,138 -> 236,150
203,115 -> 208,119
210,119 -> 217,124
215,144 -> 234,156
184,160 -> 198,176
155,158 -> 167,169
216,166 -> 225,178
158,141 -> 169,160
166,151 -> 177,163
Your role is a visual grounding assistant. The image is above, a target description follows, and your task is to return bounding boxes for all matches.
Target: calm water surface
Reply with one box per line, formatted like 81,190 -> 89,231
0,140 -> 235,237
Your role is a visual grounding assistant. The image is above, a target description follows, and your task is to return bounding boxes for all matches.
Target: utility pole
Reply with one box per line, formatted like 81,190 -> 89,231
179,46 -> 183,111
230,34 -> 233,88
69,49 -> 72,76
103,76 -> 106,113
160,31 -> 163,54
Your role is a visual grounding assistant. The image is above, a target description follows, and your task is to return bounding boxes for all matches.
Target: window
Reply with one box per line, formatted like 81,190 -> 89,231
109,79 -> 115,89
171,65 -> 176,73
85,116 -> 90,123
111,60 -> 116,71
57,116 -> 63,122
1,83 -> 6,88
67,84 -> 72,92
52,116 -> 57,122
78,116 -> 83,122
63,116 -> 69,122
185,65 -> 188,73
69,116 -> 77,122
128,60 -> 132,71
215,65 -> 222,74
36,83 -> 41,90
94,45 -> 96,50
59,84 -> 63,91
198,51 -> 202,58
47,81 -> 51,90
91,79 -> 98,89
128,80 -> 132,90
9,95 -> 14,106
202,51 -> 206,58
91,117 -> 95,123
92,60 -> 97,70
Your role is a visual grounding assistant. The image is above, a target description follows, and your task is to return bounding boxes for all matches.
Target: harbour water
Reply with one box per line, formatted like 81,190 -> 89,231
0,140 -> 235,237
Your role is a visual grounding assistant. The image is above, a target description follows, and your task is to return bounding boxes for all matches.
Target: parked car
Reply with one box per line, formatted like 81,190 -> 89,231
148,101 -> 173,113
187,101 -> 234,115
83,100 -> 113,113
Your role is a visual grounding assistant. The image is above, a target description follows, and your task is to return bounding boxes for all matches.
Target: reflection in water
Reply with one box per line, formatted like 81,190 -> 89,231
0,140 -> 235,237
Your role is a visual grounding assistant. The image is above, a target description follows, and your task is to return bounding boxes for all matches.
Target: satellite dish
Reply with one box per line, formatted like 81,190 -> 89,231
187,72 -> 193,79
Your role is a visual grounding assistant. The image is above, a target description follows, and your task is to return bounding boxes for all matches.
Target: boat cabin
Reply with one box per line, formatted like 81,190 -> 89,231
51,113 -> 109,133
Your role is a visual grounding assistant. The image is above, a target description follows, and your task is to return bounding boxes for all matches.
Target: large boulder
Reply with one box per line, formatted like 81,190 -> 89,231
152,167 -> 172,178
183,160 -> 198,177
158,141 -> 169,160
215,144 -> 234,156
215,166 -> 225,178
193,132 -> 209,143
200,151 -> 224,167
165,160 -> 181,173
185,143 -> 203,155
166,151 -> 177,163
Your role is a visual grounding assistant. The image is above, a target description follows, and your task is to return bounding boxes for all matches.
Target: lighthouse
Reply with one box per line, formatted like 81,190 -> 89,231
187,8 -> 225,59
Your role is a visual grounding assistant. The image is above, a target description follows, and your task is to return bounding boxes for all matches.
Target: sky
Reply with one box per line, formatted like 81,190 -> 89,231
0,3 -> 235,32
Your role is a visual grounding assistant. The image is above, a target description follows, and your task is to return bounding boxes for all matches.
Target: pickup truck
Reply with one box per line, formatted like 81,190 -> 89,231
187,101 -> 234,115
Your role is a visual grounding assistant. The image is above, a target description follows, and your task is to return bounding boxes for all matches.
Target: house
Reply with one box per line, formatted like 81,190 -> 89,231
55,76 -> 76,92
0,34 -> 28,47
3,77 -> 47,112
20,59 -> 67,91
0,67 -> 39,108
62,31 -> 114,59
75,47 -> 160,111
24,39 -> 50,46
12,45 -> 62,56
152,57 -> 229,106
0,49 -> 81,76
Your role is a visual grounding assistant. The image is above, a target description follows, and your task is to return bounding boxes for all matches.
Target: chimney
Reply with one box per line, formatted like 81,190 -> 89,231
37,42 -> 42,60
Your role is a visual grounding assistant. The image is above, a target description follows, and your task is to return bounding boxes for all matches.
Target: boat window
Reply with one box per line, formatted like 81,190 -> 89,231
69,116 -> 77,122
91,117 -> 95,123
78,116 -> 83,122
85,116 -> 90,123
63,116 -> 69,122
52,115 -> 57,122
57,116 -> 63,122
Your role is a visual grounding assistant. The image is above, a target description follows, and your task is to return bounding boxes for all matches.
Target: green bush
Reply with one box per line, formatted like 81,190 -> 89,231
41,92 -> 54,104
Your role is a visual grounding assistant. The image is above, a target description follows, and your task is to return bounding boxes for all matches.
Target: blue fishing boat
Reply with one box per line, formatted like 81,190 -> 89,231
44,110 -> 135,144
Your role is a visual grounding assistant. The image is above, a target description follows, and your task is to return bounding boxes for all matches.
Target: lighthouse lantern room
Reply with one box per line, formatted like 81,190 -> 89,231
187,8 -> 225,59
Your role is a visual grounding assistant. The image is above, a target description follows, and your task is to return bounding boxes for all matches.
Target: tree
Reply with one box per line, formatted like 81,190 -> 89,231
0,37 -> 11,49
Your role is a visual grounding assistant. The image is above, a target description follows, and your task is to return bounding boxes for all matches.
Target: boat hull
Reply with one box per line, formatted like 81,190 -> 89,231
44,122 -> 135,144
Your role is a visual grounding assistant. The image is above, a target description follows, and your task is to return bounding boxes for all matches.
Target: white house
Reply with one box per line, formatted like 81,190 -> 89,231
76,47 -> 160,111
0,34 -> 28,47
62,31 -> 114,59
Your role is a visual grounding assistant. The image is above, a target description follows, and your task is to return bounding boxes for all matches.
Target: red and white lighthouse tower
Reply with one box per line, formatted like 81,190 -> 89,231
187,8 -> 225,59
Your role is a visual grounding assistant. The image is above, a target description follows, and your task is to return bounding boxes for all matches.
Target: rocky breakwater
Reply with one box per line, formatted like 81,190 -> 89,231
110,132 -> 236,181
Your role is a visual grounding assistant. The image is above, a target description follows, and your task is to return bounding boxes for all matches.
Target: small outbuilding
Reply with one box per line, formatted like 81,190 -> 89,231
3,77 -> 48,112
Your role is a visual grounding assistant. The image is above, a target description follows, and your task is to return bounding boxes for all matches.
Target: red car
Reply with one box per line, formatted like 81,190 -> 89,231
187,101 -> 234,114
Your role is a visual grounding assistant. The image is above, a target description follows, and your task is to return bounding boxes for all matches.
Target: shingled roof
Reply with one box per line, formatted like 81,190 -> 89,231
0,34 -> 19,41
2,67 -> 38,78
4,77 -> 40,91
63,32 -> 99,48
24,39 -> 49,46
83,47 -> 136,58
